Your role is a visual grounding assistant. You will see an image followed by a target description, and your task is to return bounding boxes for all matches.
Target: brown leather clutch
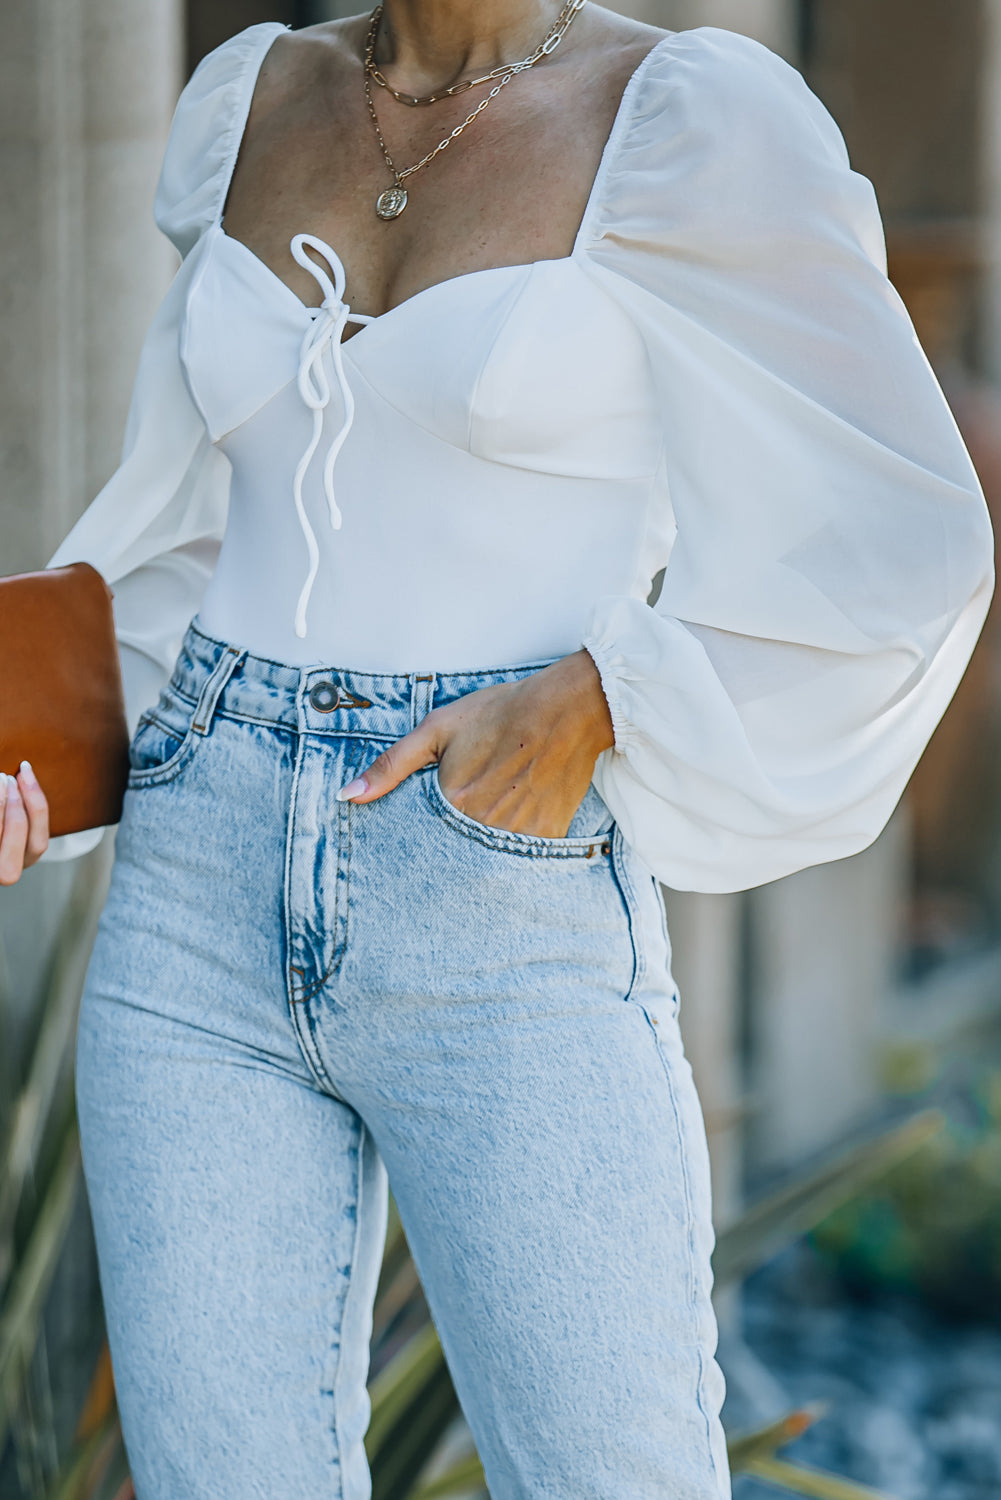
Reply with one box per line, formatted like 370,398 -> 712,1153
0,560 -> 130,837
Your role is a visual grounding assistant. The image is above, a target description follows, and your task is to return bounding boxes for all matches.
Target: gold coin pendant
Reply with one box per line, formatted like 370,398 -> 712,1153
375,185 -> 408,219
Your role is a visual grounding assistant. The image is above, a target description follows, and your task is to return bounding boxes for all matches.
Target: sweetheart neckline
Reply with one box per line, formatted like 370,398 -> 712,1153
213,223 -> 562,348
211,29 -> 675,348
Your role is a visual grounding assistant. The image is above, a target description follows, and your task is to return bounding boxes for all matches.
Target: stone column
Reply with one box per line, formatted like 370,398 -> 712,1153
746,810 -> 909,1175
1,0 -> 182,574
982,0 -> 1001,385
80,0 -> 184,518
664,889 -> 746,1233
0,1 -> 182,1475
1,0 -> 182,1024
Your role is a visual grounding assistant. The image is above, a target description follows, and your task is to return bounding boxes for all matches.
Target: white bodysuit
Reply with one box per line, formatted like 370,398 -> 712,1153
189,225 -> 668,672
42,21 -> 995,892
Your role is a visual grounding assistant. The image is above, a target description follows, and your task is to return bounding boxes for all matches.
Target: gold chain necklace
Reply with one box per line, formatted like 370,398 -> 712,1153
363,0 -> 588,221
366,0 -> 587,106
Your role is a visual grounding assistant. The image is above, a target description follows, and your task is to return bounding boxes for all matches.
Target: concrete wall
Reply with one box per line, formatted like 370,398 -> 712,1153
1,0 -> 182,1057
630,0 -> 796,58
1,0 -> 182,576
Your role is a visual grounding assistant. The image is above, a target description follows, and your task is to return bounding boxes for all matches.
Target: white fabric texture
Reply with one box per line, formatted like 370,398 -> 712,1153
186,224 -> 665,672
41,22 -> 994,891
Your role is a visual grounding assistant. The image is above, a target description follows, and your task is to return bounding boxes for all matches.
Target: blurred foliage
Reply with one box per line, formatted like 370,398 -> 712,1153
810,1056 -> 1001,1321
1,858 -> 943,1499
711,1111 -> 943,1289
0,854 -> 104,1500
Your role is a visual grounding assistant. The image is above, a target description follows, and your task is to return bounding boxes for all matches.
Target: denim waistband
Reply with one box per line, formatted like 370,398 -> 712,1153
172,615 -> 561,741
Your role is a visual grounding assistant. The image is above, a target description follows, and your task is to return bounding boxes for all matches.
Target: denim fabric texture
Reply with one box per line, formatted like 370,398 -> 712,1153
75,616 -> 730,1500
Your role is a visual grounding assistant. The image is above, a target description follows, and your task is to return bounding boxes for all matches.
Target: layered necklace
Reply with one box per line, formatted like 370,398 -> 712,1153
362,0 -> 588,220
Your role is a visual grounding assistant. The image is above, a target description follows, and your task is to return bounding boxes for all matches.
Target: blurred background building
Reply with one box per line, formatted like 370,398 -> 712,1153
3,2 -> 1001,1496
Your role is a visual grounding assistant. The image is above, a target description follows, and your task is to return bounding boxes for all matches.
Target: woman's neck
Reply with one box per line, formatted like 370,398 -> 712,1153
372,0 -> 570,90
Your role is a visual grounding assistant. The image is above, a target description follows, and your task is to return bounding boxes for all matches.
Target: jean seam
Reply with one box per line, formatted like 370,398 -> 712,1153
608,827 -> 646,1003
328,1116 -> 364,1494
339,798 -> 352,978
650,877 -> 681,1019
645,1018 -> 727,1494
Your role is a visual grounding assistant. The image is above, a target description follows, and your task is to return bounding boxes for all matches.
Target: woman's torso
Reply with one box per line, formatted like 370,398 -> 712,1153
188,14 -> 677,671
188,218 -> 672,671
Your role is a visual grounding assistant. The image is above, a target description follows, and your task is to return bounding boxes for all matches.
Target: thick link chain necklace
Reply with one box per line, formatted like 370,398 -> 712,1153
363,0 -> 588,220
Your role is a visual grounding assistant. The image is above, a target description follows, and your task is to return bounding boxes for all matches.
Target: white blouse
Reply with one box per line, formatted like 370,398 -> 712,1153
188,225 -> 666,670
41,21 -> 995,894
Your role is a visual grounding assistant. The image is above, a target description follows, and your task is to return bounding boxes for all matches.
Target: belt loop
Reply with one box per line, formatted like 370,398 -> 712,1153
191,644 -> 246,736
410,673 -> 437,730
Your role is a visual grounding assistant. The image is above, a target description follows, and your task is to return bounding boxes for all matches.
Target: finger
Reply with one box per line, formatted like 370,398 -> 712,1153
0,774 -> 29,886
336,716 -> 441,804
17,761 -> 50,866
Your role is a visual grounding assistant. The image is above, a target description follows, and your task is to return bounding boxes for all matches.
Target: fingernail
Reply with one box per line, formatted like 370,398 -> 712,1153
336,776 -> 368,803
19,760 -> 37,788
0,776 -> 7,806
6,773 -> 20,801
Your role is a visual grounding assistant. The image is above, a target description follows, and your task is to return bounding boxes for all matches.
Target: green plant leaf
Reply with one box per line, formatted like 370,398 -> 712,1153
371,1254 -> 422,1348
746,1454 -> 897,1499
43,1409 -> 121,1500
366,1321 -> 448,1458
0,1118 -> 82,1454
409,1451 -> 486,1499
712,1110 -> 944,1287
0,854 -> 108,1292
370,1358 -> 460,1500
726,1407 -> 823,1469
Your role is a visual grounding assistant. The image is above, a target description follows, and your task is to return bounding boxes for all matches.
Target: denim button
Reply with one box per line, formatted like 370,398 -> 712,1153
309,681 -> 339,712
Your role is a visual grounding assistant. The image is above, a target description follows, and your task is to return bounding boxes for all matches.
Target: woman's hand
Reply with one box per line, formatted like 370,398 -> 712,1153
336,649 -> 615,838
0,762 -> 50,884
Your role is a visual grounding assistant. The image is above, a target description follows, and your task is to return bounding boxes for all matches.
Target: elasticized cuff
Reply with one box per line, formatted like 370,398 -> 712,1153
581,633 -> 634,754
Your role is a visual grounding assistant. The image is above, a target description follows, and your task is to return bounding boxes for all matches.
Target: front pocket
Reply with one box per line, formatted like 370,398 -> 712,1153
126,696 -> 200,789
422,765 -> 613,860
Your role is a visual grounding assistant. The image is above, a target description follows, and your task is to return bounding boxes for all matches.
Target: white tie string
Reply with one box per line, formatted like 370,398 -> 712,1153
289,233 -> 374,639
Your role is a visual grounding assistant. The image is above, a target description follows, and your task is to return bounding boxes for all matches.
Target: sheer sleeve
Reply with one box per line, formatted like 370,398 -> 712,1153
578,27 -> 995,893
38,24 -> 286,861
153,21 -> 288,258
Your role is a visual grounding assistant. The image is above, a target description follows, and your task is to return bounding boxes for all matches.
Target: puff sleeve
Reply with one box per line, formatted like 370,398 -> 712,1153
39,23 -> 287,861
578,28 -> 995,893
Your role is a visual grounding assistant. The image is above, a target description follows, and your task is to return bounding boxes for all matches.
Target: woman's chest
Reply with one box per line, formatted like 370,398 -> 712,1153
218,32 -> 660,321
179,225 -> 663,481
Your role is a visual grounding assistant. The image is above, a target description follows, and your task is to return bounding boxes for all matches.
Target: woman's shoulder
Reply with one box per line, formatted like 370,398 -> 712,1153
154,21 -> 290,258
586,24 -> 861,252
614,26 -> 850,181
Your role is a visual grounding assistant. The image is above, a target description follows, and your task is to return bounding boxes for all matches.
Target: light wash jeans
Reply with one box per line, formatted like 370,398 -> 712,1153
75,616 -> 730,1500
